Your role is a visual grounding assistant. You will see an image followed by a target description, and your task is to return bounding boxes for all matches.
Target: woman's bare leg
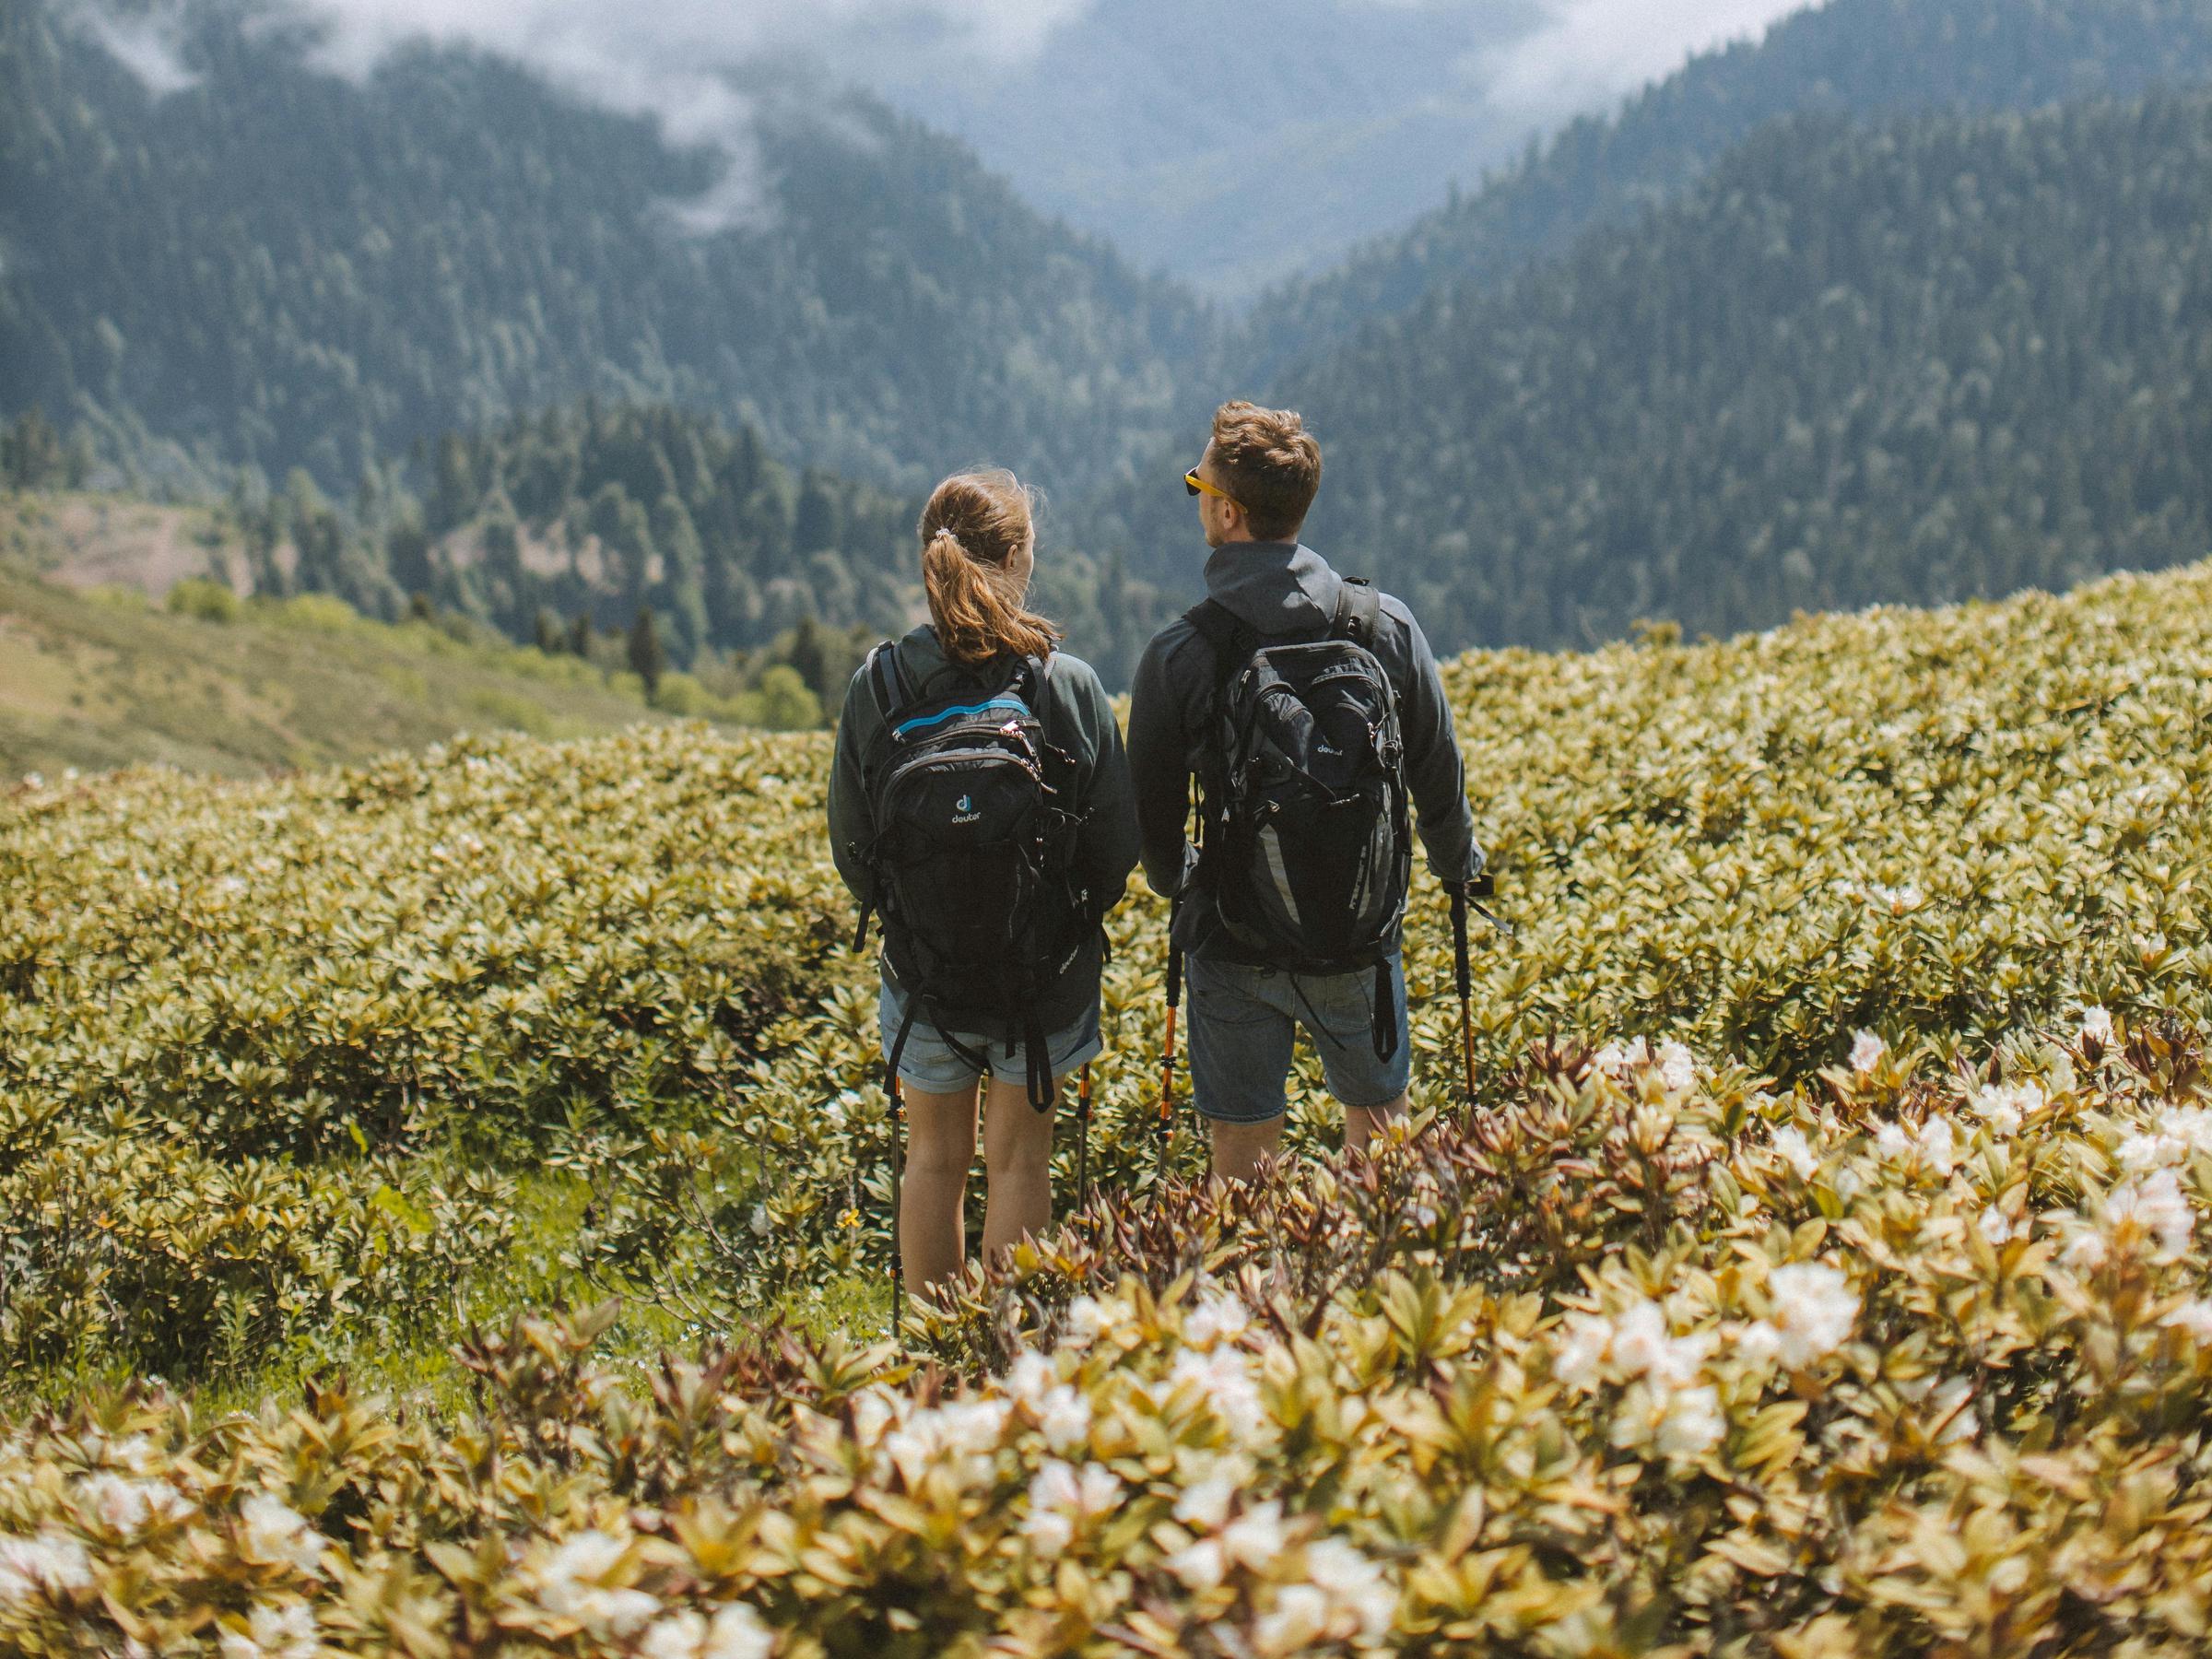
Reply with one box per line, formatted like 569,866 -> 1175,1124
981,1075 -> 1056,1263
900,1082 -> 979,1295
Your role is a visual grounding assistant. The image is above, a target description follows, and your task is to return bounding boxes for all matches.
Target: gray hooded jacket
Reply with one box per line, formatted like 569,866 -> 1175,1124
1126,540 -> 1482,962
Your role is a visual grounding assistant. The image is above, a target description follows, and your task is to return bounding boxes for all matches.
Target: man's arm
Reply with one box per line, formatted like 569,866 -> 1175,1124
1392,606 -> 1484,885
1126,627 -> 1199,900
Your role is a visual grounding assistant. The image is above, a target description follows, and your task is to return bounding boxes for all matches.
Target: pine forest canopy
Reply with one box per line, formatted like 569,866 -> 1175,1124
1245,0 -> 2212,386
1267,88 -> 2212,653
0,0 -> 1220,502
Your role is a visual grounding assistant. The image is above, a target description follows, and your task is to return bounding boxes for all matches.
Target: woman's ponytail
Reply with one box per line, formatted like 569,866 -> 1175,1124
919,472 -> 1061,668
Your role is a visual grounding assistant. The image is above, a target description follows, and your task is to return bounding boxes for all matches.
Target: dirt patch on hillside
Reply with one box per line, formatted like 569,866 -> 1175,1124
31,497 -> 225,597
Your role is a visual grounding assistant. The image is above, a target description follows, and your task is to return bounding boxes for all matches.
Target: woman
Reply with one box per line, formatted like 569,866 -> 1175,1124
829,470 -> 1138,1297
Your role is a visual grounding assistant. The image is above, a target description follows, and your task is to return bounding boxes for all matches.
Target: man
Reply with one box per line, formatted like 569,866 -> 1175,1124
1126,400 -> 1484,1181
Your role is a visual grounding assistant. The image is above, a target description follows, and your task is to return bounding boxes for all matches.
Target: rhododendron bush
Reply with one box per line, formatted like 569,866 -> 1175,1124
6,565 -> 2212,1649
5,1021 -> 2212,1653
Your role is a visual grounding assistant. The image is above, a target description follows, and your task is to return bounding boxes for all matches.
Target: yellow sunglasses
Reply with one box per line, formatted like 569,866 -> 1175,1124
1184,467 -> 1241,507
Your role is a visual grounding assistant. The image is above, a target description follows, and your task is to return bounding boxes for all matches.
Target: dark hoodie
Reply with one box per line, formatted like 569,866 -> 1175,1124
829,624 -> 1140,1037
1126,540 -> 1482,962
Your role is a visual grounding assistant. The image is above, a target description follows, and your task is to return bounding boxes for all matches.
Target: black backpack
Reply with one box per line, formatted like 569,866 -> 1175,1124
853,646 -> 1088,1110
1186,580 -> 1411,1059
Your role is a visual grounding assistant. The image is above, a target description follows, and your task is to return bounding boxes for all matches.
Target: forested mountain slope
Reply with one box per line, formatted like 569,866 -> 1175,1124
1265,89 -> 2212,653
0,0 -> 1218,499
1250,0 -> 2212,384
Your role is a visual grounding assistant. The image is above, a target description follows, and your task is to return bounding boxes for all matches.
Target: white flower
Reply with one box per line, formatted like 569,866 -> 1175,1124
749,1205 -> 771,1237
0,1530 -> 93,1607
2113,1107 -> 2212,1173
1833,1166 -> 1866,1202
1038,1386 -> 1091,1453
1167,1346 -> 1272,1447
1174,1471 -> 1241,1532
1916,1116 -> 1958,1176
1978,1205 -> 2022,1245
218,1601 -> 320,1659
2162,1299 -> 2212,1343
1971,1080 -> 2041,1138
1552,1313 -> 1612,1392
1304,1537 -> 1396,1641
21,773 -> 42,790
1873,1117 -> 1956,1175
1851,1030 -> 1887,1074
2081,1006 -> 2116,1046
536,1530 -> 660,1637
238,1493 -> 329,1578
1734,1322 -> 1783,1368
883,1397 -> 1011,1489
1022,1460 -> 1123,1556
1654,1041 -> 1696,1092
1061,1296 -> 1106,1348
643,1604 -> 775,1659
1185,1290 -> 1252,1348
1656,1385 -> 1726,1457
1253,1583 -> 1332,1656
2100,1168 -> 2195,1259
1763,1263 -> 1858,1367
1164,1537 -> 1226,1591
1003,1351 -> 1054,1407
1221,1500 -> 1289,1570
1771,1125 -> 1817,1180
79,1471 -> 188,1535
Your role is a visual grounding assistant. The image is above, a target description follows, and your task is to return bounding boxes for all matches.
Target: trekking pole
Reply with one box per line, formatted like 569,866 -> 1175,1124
1159,943 -> 1183,1161
1451,887 -> 1477,1105
1077,1062 -> 1093,1209
888,1076 -> 906,1332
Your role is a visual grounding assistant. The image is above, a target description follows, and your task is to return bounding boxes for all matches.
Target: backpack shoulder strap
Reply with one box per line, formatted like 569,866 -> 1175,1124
1184,600 -> 1254,703
863,641 -> 913,721
1332,578 -> 1382,651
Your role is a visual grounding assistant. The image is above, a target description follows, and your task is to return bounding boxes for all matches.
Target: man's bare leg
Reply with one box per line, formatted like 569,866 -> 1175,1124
1344,1091 -> 1411,1160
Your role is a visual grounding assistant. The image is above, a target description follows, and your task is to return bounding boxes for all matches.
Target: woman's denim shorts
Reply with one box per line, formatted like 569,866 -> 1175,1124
877,976 -> 1103,1095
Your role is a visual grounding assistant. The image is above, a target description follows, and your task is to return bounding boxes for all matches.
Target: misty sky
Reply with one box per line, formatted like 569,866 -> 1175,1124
89,0 -> 1824,293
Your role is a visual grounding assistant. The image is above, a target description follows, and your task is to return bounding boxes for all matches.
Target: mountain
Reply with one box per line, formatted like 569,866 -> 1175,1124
0,0 -> 1219,500
841,0 -> 1562,299
1269,89 -> 2212,652
1250,0 -> 2212,384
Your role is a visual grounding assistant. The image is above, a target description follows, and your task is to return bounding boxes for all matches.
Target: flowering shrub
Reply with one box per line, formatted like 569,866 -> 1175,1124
1,1018 -> 2210,1653
6,567 -> 2212,1643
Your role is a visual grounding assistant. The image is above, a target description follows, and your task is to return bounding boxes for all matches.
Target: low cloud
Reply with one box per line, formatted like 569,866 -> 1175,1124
73,2 -> 203,96
1476,0 -> 1811,117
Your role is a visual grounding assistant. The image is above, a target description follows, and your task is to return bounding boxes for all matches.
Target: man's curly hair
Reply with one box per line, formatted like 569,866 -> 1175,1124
1209,401 -> 1322,542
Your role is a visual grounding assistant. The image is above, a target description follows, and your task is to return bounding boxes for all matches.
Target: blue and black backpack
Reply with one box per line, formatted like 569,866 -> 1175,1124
852,646 -> 1089,1110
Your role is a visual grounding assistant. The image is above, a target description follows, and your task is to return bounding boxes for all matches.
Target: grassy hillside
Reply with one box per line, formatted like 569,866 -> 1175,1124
0,551 -> 679,780
6,560 -> 2212,1650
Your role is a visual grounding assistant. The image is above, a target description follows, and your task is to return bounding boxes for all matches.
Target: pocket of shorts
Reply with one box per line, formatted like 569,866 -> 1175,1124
1187,960 -> 1278,1029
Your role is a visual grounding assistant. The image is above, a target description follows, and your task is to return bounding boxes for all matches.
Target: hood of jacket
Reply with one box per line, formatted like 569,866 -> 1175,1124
1201,541 -> 1344,636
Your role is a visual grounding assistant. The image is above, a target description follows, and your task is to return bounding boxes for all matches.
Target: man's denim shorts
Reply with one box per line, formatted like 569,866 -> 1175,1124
1185,949 -> 1411,1124
877,976 -> 1103,1095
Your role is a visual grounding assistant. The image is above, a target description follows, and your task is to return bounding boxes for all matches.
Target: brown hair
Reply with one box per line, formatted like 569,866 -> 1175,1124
1209,400 -> 1323,541
919,469 -> 1060,667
